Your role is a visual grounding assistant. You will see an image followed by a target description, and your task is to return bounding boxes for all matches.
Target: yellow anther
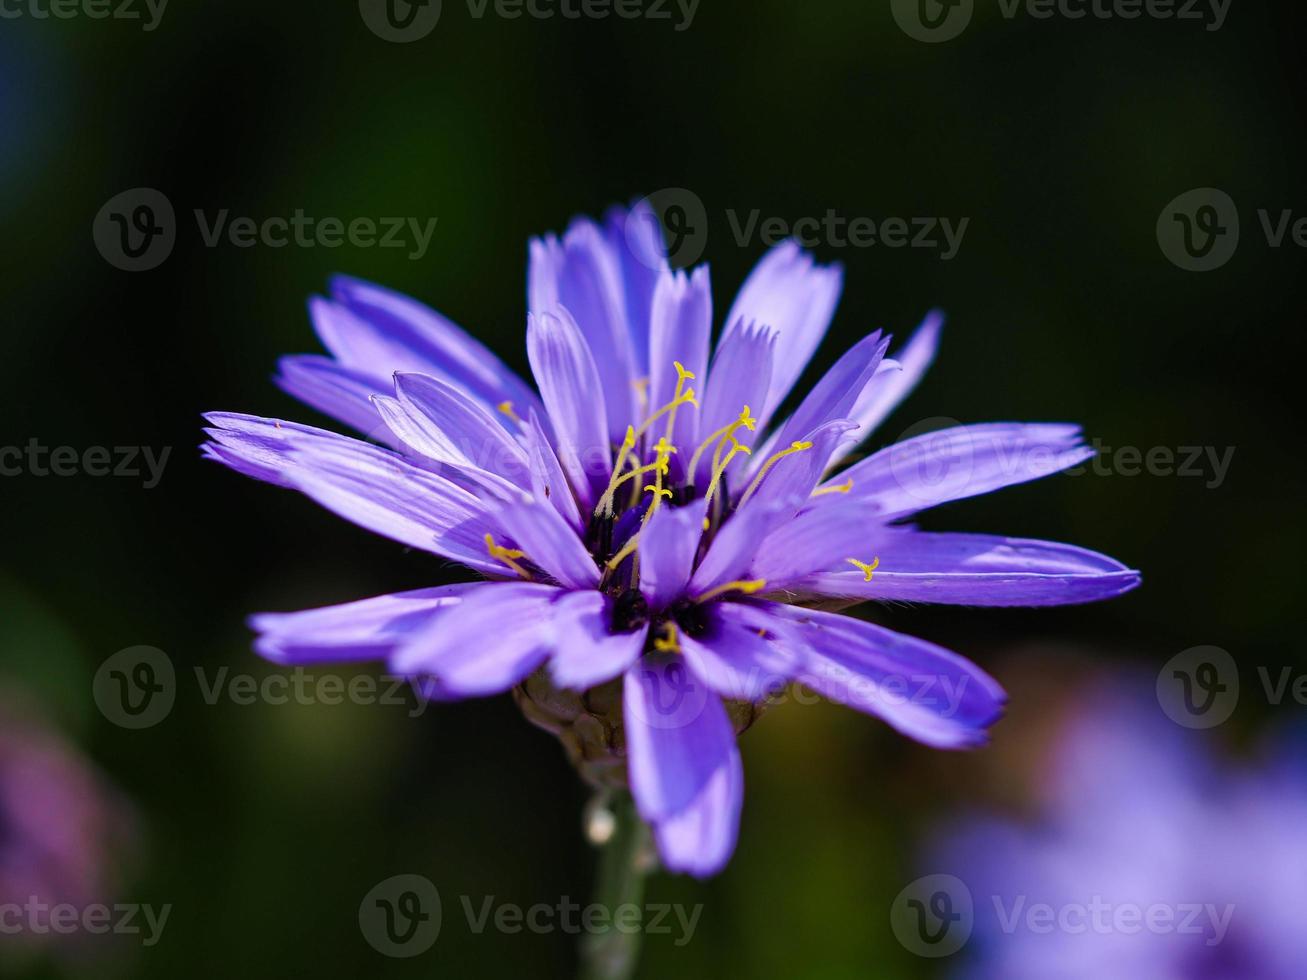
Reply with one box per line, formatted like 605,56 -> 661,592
651,436 -> 677,458
652,621 -> 681,653
644,485 -> 673,500
812,477 -> 854,498
661,363 -> 695,442
737,441 -> 815,509
595,458 -> 667,516
688,405 -> 756,485
847,557 -> 880,582
484,533 -> 531,579
497,401 -> 522,424
695,579 -> 768,604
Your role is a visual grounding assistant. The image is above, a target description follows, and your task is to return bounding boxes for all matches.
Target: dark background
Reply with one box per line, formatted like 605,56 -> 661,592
2,1 -> 1304,976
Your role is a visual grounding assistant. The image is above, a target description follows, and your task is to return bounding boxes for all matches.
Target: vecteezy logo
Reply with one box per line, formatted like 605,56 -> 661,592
359,0 -> 442,42
890,874 -> 973,957
359,874 -> 441,957
1156,188 -> 1240,272
1156,645 -> 1239,729
93,188 -> 176,271
891,0 -> 974,43
886,417 -> 971,508
93,646 -> 176,729
627,188 -> 709,269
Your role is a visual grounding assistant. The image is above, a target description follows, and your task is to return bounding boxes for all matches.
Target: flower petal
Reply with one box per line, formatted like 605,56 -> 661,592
652,747 -> 743,879
766,604 -> 1007,749
723,241 -> 843,419
250,584 -> 478,665
275,355 -> 393,439
647,266 -> 712,474
689,500 -> 790,596
372,373 -> 531,498
202,412 -> 357,489
547,591 -> 645,691
327,276 -> 542,415
734,419 -> 859,518
390,582 -> 560,694
771,331 -> 889,450
639,503 -> 706,610
831,310 -> 943,464
605,200 -> 669,378
829,422 -> 1094,519
624,656 -> 737,820
792,532 -> 1142,607
694,321 -> 775,488
529,221 -> 637,440
749,499 -> 889,586
526,308 -> 612,508
489,500 -> 600,590
679,602 -> 804,701
525,409 -> 584,533
282,433 -> 500,574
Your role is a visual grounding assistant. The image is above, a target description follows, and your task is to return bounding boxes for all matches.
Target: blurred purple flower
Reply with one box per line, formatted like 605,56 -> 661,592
929,682 -> 1307,978
0,692 -> 135,946
203,199 -> 1139,876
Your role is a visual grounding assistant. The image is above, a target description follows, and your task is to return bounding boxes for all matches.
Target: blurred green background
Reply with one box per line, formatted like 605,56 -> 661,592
1,1 -> 1304,977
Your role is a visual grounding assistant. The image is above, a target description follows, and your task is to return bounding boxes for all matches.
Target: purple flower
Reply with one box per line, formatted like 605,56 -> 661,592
927,682 -> 1307,979
0,691 -> 136,949
203,199 -> 1139,877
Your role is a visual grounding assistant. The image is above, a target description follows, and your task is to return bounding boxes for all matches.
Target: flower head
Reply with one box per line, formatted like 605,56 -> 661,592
928,680 -> 1307,979
0,690 -> 136,950
203,198 -> 1140,876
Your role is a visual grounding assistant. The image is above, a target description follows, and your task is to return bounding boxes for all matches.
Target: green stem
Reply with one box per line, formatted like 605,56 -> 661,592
578,794 -> 654,980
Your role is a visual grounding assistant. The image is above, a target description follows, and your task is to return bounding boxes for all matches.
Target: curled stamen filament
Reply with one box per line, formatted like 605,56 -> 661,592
737,441 -> 814,509
661,361 -> 696,444
631,389 -> 697,446
605,438 -> 678,575
652,621 -> 681,653
812,477 -> 853,498
687,406 -> 756,486
695,578 -> 767,604
594,426 -> 639,517
702,437 -> 751,516
485,533 -> 531,579
847,557 -> 879,582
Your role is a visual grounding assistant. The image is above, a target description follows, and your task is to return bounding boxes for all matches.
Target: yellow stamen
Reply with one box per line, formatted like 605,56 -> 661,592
695,578 -> 767,604
631,388 -> 697,445
638,437 -> 678,533
606,532 -> 641,571
605,437 -> 680,577
687,405 -> 756,484
652,621 -> 681,653
594,426 -> 639,517
847,557 -> 879,582
737,441 -> 814,509
812,477 -> 854,498
703,437 -> 751,511
484,533 -> 531,579
596,458 -> 668,514
661,361 -> 696,443
497,401 -> 522,424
